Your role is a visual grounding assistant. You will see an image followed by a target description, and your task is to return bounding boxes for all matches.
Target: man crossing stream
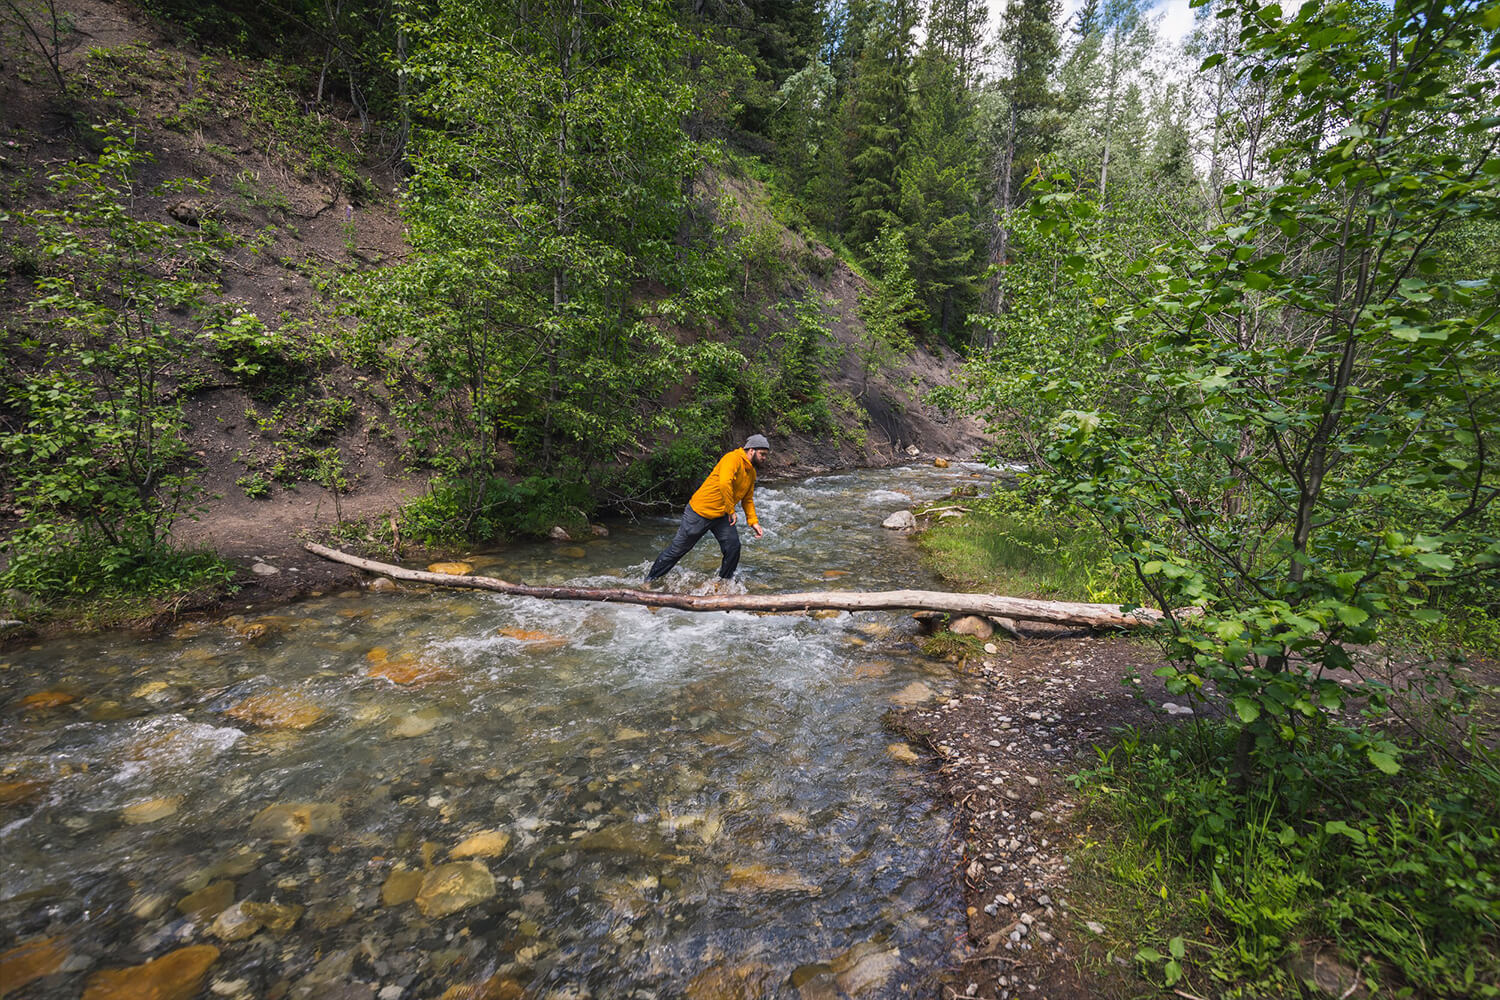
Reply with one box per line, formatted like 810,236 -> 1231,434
646,434 -> 771,586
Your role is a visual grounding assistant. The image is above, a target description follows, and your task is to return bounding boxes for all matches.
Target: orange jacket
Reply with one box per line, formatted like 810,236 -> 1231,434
688,448 -> 758,526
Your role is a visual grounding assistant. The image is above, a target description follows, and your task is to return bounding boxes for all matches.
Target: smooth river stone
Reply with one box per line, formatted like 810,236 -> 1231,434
81,944 -> 219,1000
367,657 -> 457,686
0,779 -> 45,807
225,689 -> 326,730
438,973 -> 525,1000
890,681 -> 935,707
495,628 -> 569,649
416,861 -> 496,917
558,546 -> 586,558
390,712 -> 442,739
886,743 -> 921,765
19,689 -> 76,710
381,868 -> 424,906
123,796 -> 183,824
450,831 -> 512,859
248,802 -> 341,841
685,962 -> 776,1000
723,864 -> 822,895
177,880 -> 235,919
427,562 -> 474,576
831,940 -> 903,997
0,936 -> 69,995
212,900 -> 304,940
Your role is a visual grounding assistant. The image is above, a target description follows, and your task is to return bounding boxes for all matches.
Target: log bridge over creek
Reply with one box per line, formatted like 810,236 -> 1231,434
305,542 -> 1174,631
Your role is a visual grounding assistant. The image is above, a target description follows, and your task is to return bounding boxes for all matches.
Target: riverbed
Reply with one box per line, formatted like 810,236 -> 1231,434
0,464 -> 1001,999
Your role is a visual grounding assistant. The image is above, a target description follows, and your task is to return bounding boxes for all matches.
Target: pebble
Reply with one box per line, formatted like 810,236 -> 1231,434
1085,921 -> 1106,935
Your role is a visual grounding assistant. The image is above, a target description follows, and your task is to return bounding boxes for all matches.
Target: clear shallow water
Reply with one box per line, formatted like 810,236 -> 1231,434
0,464 -> 1004,999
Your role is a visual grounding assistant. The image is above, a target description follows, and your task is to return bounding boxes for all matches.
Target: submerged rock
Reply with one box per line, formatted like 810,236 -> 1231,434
831,941 -> 902,997
416,861 -> 496,918
82,944 -> 219,1000
381,868 -> 424,907
495,627 -> 569,649
886,743 -> 921,765
123,796 -> 183,825
559,546 -> 586,559
0,936 -> 69,995
0,779 -> 46,807
890,682 -> 936,707
248,802 -> 341,842
390,711 -> 445,739
427,561 -> 474,576
450,831 -> 512,860
367,657 -> 457,686
685,963 -> 776,1000
439,974 -> 525,1000
177,880 -> 235,920
226,690 -> 326,730
724,864 -> 822,895
19,689 -> 76,710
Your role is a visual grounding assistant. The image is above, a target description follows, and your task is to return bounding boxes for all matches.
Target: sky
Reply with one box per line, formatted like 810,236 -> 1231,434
988,0 -> 1199,47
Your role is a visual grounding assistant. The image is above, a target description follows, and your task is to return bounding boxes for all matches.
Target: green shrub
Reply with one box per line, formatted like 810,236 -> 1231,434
1075,724 -> 1500,997
401,475 -> 592,544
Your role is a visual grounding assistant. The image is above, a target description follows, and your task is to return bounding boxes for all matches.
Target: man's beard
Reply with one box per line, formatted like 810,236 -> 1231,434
748,452 -> 763,468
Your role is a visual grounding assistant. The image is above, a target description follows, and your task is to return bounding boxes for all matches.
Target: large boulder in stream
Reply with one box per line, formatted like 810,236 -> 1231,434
881,510 -> 916,530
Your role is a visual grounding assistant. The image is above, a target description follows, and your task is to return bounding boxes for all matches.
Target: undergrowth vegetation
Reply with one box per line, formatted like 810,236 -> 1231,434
1074,718 -> 1500,997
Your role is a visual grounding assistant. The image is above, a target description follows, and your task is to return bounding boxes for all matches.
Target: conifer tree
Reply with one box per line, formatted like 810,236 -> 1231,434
841,0 -> 920,251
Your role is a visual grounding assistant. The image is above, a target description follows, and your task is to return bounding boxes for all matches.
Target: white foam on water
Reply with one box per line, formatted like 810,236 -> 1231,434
110,716 -> 245,785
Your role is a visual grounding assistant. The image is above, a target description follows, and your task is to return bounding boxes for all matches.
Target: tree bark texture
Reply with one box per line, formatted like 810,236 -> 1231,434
304,543 -> 1175,630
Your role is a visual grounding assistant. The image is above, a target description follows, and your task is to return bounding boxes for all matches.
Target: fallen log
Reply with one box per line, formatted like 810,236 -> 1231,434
304,542 -> 1174,631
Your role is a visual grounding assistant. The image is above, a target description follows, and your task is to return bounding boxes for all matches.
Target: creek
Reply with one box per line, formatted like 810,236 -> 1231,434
0,464 -> 999,999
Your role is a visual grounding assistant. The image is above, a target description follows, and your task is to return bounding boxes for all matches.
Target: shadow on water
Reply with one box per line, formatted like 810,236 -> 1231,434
0,464 -> 1005,998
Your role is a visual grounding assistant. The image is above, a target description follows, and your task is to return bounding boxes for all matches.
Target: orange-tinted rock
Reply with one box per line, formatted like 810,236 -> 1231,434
367,656 -> 458,686
427,562 -> 474,576
0,779 -> 45,807
19,690 -> 76,710
82,944 -> 219,1000
449,830 -> 511,859
365,647 -> 390,663
495,628 -> 568,649
225,690 -> 326,730
439,974 -> 526,1000
685,962 -> 776,1000
0,936 -> 68,995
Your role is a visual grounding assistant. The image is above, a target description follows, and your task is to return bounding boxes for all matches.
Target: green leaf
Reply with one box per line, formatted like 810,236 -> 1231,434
1168,936 -> 1185,959
1324,820 -> 1367,844
1334,605 -> 1368,627
1366,749 -> 1400,775
1233,697 -> 1261,724
1414,552 -> 1453,571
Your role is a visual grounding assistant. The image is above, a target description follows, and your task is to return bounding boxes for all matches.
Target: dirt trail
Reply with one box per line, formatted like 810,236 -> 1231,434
895,631 -> 1181,1000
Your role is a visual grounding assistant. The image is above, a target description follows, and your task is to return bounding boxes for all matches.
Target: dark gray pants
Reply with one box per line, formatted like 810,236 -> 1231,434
647,505 -> 741,580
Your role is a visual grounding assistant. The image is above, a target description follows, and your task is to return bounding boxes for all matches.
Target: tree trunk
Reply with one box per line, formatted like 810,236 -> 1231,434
305,543 -> 1184,630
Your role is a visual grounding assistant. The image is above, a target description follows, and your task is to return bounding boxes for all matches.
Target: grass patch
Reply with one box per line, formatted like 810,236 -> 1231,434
918,507 -> 1143,604
1070,723 -> 1500,998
